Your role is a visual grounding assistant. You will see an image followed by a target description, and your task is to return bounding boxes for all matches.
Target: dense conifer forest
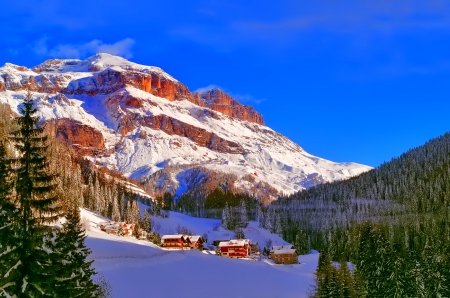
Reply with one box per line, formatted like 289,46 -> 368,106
270,133 -> 450,296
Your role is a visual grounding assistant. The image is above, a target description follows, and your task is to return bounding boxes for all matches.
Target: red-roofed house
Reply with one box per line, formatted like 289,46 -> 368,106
218,239 -> 250,258
161,235 -> 191,249
187,236 -> 205,249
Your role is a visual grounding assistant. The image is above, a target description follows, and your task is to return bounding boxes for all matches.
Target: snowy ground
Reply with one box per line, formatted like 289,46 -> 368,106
81,208 -> 319,298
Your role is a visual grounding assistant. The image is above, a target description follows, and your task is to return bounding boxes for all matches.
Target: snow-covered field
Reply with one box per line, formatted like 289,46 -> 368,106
81,208 -> 319,298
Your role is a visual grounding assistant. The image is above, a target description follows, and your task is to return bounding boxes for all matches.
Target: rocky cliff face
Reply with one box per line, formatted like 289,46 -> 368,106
195,89 -> 265,125
44,119 -> 107,156
65,68 -> 195,102
0,53 -> 372,199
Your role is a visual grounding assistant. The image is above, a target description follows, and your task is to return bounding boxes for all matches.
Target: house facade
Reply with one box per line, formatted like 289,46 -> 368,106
218,239 -> 251,258
270,245 -> 297,264
161,235 -> 190,249
187,236 -> 204,249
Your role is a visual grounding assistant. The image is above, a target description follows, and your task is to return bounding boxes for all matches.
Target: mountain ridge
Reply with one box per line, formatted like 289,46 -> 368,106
0,53 -> 371,200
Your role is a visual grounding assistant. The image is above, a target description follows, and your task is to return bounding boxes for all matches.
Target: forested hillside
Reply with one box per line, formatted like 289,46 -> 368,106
268,132 -> 450,296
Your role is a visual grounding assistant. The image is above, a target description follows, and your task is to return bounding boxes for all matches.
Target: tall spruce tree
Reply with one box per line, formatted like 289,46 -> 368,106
141,209 -> 152,233
0,140 -> 17,296
54,201 -> 100,297
6,90 -> 64,296
221,202 -> 230,229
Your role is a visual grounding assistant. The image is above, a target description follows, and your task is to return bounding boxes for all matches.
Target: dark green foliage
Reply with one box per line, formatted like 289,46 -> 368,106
54,203 -> 101,297
147,231 -> 162,245
4,90 -> 65,296
0,140 -> 18,296
141,209 -> 152,233
0,91 -> 103,297
313,251 -> 364,298
177,187 -> 258,220
234,227 -> 245,239
162,192 -> 173,210
268,131 -> 450,296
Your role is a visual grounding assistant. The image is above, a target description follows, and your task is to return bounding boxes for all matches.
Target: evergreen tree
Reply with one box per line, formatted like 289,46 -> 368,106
6,90 -> 64,296
126,200 -> 132,223
234,227 -> 245,239
131,200 -> 140,225
111,197 -> 121,222
338,259 -> 356,297
274,213 -> 282,235
0,140 -> 17,295
141,209 -> 152,233
54,202 -> 100,297
221,202 -> 230,229
237,200 -> 248,229
314,251 -> 334,298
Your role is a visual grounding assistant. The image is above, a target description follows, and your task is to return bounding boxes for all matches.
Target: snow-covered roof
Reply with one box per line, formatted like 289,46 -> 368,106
187,235 -> 203,242
162,234 -> 185,240
271,245 -> 296,254
271,245 -> 293,251
273,249 -> 297,255
218,239 -> 249,247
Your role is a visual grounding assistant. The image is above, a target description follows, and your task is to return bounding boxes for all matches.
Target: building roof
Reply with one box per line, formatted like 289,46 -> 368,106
161,234 -> 185,240
273,249 -> 297,255
218,239 -> 250,247
271,244 -> 296,255
187,236 -> 203,243
271,244 -> 293,251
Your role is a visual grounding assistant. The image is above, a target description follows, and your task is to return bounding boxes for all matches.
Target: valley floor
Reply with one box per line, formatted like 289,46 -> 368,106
82,209 -> 319,298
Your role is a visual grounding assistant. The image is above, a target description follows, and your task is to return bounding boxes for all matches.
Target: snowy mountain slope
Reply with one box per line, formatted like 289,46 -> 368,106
0,53 -> 371,199
81,208 -> 319,298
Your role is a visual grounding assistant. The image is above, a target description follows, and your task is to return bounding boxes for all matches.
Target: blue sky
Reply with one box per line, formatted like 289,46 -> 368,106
2,0 -> 450,167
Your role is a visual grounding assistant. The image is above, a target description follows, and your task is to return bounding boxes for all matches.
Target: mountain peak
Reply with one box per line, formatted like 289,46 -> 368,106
0,54 -> 372,200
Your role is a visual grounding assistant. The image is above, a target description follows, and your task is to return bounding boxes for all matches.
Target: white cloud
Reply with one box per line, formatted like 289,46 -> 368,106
30,37 -> 135,59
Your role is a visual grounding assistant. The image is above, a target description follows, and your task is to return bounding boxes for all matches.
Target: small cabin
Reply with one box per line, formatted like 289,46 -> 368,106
137,229 -> 148,240
270,245 -> 297,264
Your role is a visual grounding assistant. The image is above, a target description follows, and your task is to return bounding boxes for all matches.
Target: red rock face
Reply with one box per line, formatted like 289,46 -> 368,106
142,114 -> 244,154
194,89 -> 265,125
106,93 -> 244,154
66,68 -> 194,102
44,119 -> 106,155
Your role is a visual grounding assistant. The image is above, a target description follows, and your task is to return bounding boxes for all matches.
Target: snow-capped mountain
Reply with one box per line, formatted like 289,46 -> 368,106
0,53 -> 371,200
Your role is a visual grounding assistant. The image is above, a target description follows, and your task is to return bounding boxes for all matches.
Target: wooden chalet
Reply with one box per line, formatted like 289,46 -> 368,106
270,245 -> 297,264
218,239 -> 251,258
161,235 -> 191,249
186,236 -> 205,249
